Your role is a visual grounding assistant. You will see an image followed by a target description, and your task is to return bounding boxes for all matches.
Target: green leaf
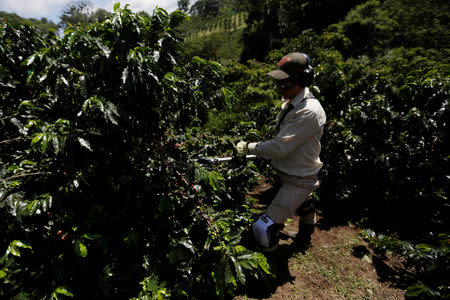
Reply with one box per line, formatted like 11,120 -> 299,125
191,56 -> 207,66
41,133 -> 50,152
74,240 -> 87,257
6,240 -> 32,257
95,38 -> 111,58
231,256 -> 245,284
60,75 -> 69,87
113,2 -> 120,12
169,10 -> 188,27
26,200 -> 40,215
220,87 -> 236,108
179,238 -> 195,253
25,54 -> 36,66
83,233 -> 102,240
55,286 -> 74,297
78,137 -> 92,151
121,68 -> 129,84
225,258 -> 236,287
79,76 -> 87,97
52,136 -> 60,154
19,100 -> 35,109
406,282 -> 441,298
64,25 -> 74,34
6,245 -> 20,257
13,240 -> 32,249
67,31 -> 77,48
105,102 -> 119,125
31,133 -> 44,145
0,269 -> 7,278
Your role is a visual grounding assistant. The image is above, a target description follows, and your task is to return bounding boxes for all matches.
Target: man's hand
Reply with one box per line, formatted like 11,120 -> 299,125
236,141 -> 248,156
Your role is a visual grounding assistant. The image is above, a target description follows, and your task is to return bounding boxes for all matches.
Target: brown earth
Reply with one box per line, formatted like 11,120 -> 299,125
236,216 -> 406,300
236,178 -> 407,300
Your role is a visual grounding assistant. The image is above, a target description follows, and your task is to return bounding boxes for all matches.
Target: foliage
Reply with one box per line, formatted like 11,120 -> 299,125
0,6 -> 272,299
183,31 -> 225,61
2,0 -> 450,298
189,0 -> 228,17
217,0 -> 449,296
241,0 -> 364,61
181,5 -> 247,62
363,230 -> 450,299
272,1 -> 450,235
178,0 -> 191,13
58,0 -> 113,29
0,11 -> 58,34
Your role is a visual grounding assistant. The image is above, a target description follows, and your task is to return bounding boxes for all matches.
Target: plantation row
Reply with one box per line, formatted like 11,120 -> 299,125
186,11 -> 247,38
204,12 -> 247,32
200,0 -> 450,297
0,6 -> 272,299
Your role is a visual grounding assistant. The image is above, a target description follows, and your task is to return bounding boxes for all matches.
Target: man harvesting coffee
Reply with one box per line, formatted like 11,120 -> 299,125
237,52 -> 326,252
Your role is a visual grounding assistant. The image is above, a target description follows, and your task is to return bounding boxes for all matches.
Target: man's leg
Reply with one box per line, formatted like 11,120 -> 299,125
295,199 -> 316,246
253,173 -> 319,251
252,215 -> 284,252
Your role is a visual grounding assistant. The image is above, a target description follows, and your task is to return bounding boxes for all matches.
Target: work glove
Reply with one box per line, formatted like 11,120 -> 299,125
236,141 -> 248,156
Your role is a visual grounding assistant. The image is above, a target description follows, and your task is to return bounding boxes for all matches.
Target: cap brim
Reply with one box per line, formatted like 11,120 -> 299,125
267,70 -> 290,80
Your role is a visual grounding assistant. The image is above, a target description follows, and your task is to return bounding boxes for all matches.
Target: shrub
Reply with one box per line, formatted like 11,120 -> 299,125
0,6 -> 271,299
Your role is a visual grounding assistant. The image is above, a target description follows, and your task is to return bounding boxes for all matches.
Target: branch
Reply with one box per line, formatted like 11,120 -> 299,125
1,171 -> 53,183
0,137 -> 30,144
0,112 -> 19,122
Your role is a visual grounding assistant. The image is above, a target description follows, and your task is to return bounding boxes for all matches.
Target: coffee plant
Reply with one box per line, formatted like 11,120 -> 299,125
218,0 -> 450,296
362,230 -> 450,298
0,5 -> 271,299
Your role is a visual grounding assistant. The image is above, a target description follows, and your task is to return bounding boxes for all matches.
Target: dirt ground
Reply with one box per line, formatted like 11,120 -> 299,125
235,215 -> 406,300
236,177 -> 406,299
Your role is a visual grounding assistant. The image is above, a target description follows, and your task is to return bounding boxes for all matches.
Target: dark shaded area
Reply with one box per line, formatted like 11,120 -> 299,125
237,234 -> 312,299
241,0 -> 364,61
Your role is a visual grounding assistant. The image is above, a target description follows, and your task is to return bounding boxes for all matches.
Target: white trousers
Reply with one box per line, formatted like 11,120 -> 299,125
265,171 -> 320,224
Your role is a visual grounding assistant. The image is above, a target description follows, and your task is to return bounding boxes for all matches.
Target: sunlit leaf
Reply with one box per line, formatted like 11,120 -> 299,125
231,256 -> 245,284
55,286 -> 74,297
74,240 -> 88,257
78,137 -> 92,151
95,38 -> 111,58
6,240 -> 32,257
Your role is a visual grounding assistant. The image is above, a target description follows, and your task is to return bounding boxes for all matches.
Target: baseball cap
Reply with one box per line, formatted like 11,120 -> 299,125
267,52 -> 309,80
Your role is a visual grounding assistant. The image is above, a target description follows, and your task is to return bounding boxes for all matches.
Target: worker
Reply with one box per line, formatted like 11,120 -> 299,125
236,52 -> 326,252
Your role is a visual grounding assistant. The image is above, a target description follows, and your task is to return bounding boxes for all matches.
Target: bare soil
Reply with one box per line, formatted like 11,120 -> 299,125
236,178 -> 407,300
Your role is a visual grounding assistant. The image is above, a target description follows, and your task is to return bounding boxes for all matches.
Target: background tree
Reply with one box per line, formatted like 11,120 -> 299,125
190,0 -> 222,17
0,11 -> 22,23
241,0 -> 364,61
0,11 -> 58,34
59,0 -> 92,27
58,0 -> 111,28
89,8 -> 111,23
178,0 -> 190,12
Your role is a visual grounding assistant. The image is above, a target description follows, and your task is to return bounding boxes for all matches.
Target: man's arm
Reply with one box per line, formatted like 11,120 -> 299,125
248,109 -> 319,159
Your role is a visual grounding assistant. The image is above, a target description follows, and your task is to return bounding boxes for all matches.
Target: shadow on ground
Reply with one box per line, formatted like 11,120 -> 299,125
237,242 -> 311,299
239,177 -> 409,299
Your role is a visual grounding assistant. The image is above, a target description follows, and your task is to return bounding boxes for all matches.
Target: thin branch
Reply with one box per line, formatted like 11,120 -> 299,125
0,112 -> 19,122
1,171 -> 52,183
0,137 -> 30,144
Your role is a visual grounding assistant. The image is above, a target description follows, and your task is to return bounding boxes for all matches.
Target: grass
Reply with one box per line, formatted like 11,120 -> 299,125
234,215 -> 405,300
252,221 -> 405,300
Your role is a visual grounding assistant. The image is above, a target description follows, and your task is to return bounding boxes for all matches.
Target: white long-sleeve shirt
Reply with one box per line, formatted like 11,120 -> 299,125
248,87 -> 326,177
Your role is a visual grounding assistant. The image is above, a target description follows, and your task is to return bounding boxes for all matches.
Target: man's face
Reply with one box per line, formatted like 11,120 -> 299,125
277,79 -> 302,99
